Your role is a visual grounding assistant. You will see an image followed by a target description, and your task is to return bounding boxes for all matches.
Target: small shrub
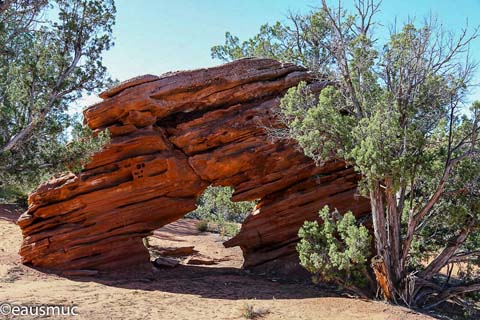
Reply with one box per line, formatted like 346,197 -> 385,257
297,205 -> 371,288
196,220 -> 209,232
221,222 -> 240,238
195,220 -> 239,238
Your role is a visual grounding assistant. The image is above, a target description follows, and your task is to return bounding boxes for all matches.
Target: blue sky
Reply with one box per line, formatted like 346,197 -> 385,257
77,0 -> 480,109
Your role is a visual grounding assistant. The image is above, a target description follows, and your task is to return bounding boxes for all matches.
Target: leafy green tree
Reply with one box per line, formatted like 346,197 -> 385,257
213,0 -> 480,309
211,11 -> 331,72
57,120 -> 110,174
0,0 -> 115,199
297,205 -> 371,290
191,186 -> 256,223
188,186 -> 256,237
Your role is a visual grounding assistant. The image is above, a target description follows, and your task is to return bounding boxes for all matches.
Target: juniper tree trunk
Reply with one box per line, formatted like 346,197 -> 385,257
369,181 -> 402,301
385,179 -> 403,283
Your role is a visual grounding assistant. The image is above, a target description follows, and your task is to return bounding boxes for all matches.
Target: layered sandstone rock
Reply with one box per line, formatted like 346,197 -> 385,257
18,58 -> 370,272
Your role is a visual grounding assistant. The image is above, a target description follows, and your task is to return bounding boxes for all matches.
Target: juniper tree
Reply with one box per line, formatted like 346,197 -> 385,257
211,11 -> 331,73
0,0 -> 115,199
213,0 -> 480,309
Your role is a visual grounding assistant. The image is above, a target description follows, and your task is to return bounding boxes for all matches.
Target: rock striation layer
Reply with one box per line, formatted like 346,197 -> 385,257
18,58 -> 370,272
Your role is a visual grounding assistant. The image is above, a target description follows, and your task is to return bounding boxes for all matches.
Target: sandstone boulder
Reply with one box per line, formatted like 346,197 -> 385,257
18,58 -> 370,272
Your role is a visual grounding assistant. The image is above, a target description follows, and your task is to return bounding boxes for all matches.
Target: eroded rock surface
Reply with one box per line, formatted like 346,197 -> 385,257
18,58 -> 370,272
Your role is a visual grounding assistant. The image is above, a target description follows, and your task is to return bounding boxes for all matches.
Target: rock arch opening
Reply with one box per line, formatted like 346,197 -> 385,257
142,186 -> 255,270
17,58 -> 371,274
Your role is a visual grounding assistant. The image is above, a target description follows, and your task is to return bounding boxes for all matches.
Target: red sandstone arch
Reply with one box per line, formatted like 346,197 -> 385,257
18,58 -> 370,272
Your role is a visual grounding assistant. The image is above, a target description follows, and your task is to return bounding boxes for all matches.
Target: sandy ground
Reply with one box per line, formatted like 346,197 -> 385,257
0,205 -> 434,320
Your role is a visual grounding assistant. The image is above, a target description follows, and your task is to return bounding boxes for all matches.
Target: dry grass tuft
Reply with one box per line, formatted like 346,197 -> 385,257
240,302 -> 270,319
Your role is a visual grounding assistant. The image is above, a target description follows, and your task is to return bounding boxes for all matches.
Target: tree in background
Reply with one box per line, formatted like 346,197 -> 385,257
213,0 -> 479,311
211,11 -> 330,72
188,186 -> 256,238
0,0 -> 115,202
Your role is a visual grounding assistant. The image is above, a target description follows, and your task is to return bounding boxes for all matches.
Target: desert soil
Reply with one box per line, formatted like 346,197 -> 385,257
0,205 -> 434,320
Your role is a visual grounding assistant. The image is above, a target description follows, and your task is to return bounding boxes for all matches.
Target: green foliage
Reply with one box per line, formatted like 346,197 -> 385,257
279,83 -> 355,164
297,205 -> 371,287
188,186 -> 256,224
0,117 -> 110,200
195,219 -> 240,238
222,222 -> 240,238
0,181 -> 29,206
211,11 -> 331,71
0,0 -> 116,200
188,186 -> 255,238
61,122 -> 110,173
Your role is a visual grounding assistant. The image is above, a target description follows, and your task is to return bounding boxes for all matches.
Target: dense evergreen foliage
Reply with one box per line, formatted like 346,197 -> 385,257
297,206 -> 371,289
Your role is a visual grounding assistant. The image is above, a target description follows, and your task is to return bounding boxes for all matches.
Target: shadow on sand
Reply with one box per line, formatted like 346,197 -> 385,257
0,203 -> 23,223
42,264 -> 337,301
